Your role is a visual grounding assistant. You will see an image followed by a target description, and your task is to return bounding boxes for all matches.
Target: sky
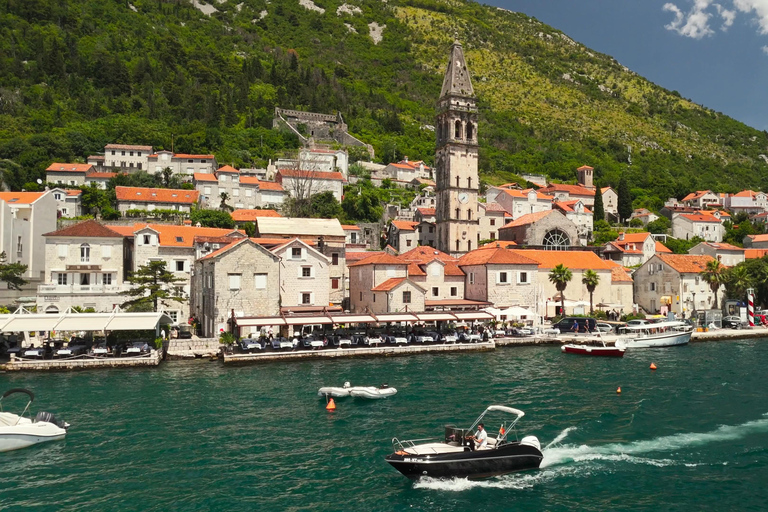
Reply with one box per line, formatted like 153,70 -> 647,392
487,0 -> 768,131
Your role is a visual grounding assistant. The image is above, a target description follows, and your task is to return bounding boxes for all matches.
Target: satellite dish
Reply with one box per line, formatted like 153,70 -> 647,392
36,179 -> 43,184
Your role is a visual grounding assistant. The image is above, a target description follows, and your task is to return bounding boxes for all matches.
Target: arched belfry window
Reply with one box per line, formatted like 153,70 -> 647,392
467,177 -> 472,188
455,208 -> 460,219
467,209 -> 472,220
467,122 -> 474,141
456,240 -> 460,251
456,176 -> 460,187
455,120 -> 462,139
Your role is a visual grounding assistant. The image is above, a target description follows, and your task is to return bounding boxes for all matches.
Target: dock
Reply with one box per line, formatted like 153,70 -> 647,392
222,341 -> 496,364
0,350 -> 162,371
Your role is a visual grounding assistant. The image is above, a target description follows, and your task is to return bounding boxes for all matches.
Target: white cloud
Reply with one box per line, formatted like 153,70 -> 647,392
763,45 -> 768,53
664,1 -> 715,39
732,0 -> 768,34
715,3 -> 737,29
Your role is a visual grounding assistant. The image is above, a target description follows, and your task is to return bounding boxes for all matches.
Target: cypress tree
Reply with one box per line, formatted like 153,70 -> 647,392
617,175 -> 632,224
593,184 -> 605,223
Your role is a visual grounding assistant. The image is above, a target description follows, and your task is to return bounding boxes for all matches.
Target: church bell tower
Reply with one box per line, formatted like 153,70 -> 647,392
435,41 -> 479,256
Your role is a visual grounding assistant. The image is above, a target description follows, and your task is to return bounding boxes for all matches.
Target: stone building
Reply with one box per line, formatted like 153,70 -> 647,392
398,246 -> 465,305
634,254 -> 718,316
270,238 -> 332,310
273,108 -> 371,155
276,169 -> 345,202
489,188 -> 553,220
681,190 -> 720,209
147,152 -> 218,176
50,188 -> 82,218
671,213 -> 724,242
386,220 -> 418,252
553,200 -> 593,245
435,41 -> 480,256
348,253 -> 424,314
498,210 -> 579,248
477,202 -> 509,242
194,239 -> 281,337
36,220 -> 132,314
458,246 -> 540,308
602,232 -> 671,267
115,186 -> 199,214
103,144 -> 153,171
688,242 -> 745,267
45,163 -> 95,187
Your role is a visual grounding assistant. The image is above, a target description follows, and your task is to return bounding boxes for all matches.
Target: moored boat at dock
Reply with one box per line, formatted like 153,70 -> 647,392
616,321 -> 692,349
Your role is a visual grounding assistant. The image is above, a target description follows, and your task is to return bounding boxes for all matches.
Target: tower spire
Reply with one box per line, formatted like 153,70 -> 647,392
440,40 -> 474,99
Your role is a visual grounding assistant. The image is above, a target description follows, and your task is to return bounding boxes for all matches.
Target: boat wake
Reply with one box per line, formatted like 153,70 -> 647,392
413,414 -> 768,492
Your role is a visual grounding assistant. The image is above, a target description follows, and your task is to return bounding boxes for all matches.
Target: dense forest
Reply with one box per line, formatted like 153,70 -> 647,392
1,0 -> 768,210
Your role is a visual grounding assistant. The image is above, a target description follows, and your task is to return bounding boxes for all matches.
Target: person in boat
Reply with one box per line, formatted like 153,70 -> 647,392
467,423 -> 488,450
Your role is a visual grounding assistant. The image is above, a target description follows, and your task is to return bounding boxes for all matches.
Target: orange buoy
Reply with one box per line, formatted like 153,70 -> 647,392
616,387 -> 622,394
650,363 -> 657,370
326,398 -> 336,411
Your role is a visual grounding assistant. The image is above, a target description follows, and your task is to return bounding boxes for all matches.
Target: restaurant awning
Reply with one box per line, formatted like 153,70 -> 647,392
453,311 -> 494,321
415,312 -> 457,322
329,314 -> 377,324
235,317 -> 287,327
284,316 -> 334,325
0,310 -> 173,333
375,313 -> 420,323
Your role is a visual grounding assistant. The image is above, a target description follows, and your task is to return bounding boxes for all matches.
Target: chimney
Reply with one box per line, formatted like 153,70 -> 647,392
318,236 -> 325,252
404,156 -> 408,163
618,232 -> 625,241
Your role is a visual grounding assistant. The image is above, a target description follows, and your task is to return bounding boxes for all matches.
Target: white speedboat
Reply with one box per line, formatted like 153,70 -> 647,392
349,385 -> 397,399
616,321 -> 692,349
0,389 -> 69,453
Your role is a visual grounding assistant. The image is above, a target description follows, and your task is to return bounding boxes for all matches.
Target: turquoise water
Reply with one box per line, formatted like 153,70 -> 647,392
2,340 -> 768,511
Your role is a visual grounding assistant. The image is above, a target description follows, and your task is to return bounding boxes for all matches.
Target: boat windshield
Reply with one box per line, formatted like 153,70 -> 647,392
620,321 -> 685,332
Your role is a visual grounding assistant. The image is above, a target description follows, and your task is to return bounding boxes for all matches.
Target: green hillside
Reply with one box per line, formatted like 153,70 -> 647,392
1,0 -> 767,210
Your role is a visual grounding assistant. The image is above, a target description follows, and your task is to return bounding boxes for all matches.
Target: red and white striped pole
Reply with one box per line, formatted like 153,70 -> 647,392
747,288 -> 755,327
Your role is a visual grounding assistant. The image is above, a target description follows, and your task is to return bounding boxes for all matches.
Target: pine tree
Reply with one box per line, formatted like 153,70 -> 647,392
592,184 -> 605,223
121,261 -> 186,312
617,175 -> 632,224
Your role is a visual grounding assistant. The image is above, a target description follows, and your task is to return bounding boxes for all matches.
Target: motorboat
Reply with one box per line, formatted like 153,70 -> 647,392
349,385 -> 397,399
561,339 -> 625,357
0,389 -> 69,453
318,383 -> 397,399
615,321 -> 692,349
385,405 -> 542,479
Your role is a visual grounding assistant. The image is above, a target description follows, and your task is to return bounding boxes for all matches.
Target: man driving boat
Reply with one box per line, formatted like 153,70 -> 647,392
467,423 -> 487,450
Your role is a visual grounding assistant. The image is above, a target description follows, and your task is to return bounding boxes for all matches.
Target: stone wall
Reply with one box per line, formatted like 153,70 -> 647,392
166,338 -> 220,359
1,351 -> 161,371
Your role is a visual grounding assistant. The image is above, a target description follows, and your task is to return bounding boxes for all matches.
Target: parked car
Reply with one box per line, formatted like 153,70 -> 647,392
595,323 -> 614,333
722,315 -> 748,329
553,317 -> 598,333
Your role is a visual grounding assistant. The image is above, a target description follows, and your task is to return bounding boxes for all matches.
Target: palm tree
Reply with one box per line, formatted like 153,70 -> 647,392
549,264 -> 573,317
700,259 -> 726,310
582,269 -> 600,314
725,265 -> 750,300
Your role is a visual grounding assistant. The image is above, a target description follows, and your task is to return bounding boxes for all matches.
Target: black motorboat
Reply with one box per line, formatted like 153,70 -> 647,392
385,405 -> 542,479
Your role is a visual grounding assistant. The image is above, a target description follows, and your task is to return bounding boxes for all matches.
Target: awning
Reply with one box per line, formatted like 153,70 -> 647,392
0,315 -> 62,332
454,311 -> 494,321
105,312 -> 173,331
375,313 -> 419,323
235,317 -> 287,327
284,316 -> 334,325
329,314 -> 377,324
0,311 -> 173,333
415,312 -> 456,322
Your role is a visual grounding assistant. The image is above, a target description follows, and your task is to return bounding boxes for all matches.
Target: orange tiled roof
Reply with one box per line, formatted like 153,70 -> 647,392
610,266 -> 634,283
500,188 -> 553,200
483,202 -> 508,213
682,190 -> 713,201
85,172 -> 117,179
345,251 -> 384,262
554,200 -> 591,214
733,190 -> 758,198
655,241 -> 673,253
480,241 -> 517,249
145,224 -> 243,247
656,254 -> 715,273
44,219 -> 125,238
173,154 -> 215,160
510,249 -> 614,270
115,186 -> 199,204
745,248 -> 768,259
577,165 -> 594,171
66,190 -> 82,196
194,173 -> 218,182
217,165 -> 239,174
748,234 -> 768,243
458,247 -> 540,266
46,163 -> 93,173
500,210 -> 556,228
407,262 -> 426,276
231,209 -> 282,222
348,253 -> 404,267
391,220 -> 418,231
702,242 -> 744,251
398,246 -> 456,263
679,213 -> 721,223
0,192 -> 47,205
342,224 -> 361,231
371,277 -> 406,292
417,207 -> 436,216
199,239 -> 245,260
540,183 -> 595,196
257,181 -> 284,191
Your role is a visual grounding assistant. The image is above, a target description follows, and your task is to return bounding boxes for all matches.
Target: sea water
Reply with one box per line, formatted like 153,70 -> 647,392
2,340 -> 768,511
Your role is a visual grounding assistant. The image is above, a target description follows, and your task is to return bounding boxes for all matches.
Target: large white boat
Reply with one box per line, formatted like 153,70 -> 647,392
0,389 -> 69,453
615,321 -> 692,349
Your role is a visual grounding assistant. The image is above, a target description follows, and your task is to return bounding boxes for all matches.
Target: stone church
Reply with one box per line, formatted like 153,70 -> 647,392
435,41 -> 480,256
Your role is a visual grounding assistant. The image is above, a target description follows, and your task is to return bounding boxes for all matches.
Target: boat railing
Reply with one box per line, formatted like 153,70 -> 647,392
391,437 -> 438,452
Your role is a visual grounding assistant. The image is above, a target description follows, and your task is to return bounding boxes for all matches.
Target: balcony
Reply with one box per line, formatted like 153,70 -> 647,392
37,283 -> 127,295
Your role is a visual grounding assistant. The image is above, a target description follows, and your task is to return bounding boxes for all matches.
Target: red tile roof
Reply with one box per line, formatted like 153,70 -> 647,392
231,209 -> 282,221
748,234 -> 768,243
682,190 -> 713,201
198,239 -> 246,260
85,172 -> 118,179
540,183 -> 595,196
391,220 -> 418,231
702,242 -> 744,251
554,200 -> 592,214
257,180 -> 284,191
194,173 -> 218,182
577,165 -> 594,171
679,213 -> 721,223
144,224 -> 243,247
499,188 -> 553,200
745,249 -> 768,259
0,192 -> 47,205
610,265 -> 634,283
115,186 -> 199,204
458,247 -> 540,266
417,207 -> 436,216
398,246 -> 456,263
483,202 -> 509,213
480,241 -> 517,248
655,241 -> 673,253
371,277 -> 407,292
656,254 -> 715,273
173,154 -> 215,160
348,253 -> 404,267
345,251 -> 385,262
66,190 -> 82,196
44,219 -> 125,238
46,163 -> 93,173
407,262 -> 426,276
217,165 -> 239,174
277,170 -> 345,181
617,232 -> 652,244
500,210 -> 556,228
510,249 -> 614,270
342,224 -> 361,231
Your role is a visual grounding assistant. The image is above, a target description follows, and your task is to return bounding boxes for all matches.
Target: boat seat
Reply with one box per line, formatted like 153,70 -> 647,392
405,442 -> 465,456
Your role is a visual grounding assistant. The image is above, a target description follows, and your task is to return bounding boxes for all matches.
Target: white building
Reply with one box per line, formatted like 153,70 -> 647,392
491,188 -> 553,220
681,190 -> 720,209
724,190 -> 768,214
270,238 -> 331,310
553,200 -> 593,245
147,152 -> 218,176
458,246 -> 540,308
276,169 -> 345,202
115,186 -> 200,214
194,167 -> 286,210
45,163 -> 95,187
671,213 -> 724,242
50,188 -> 82,218
688,242 -> 745,267
103,144 -> 153,171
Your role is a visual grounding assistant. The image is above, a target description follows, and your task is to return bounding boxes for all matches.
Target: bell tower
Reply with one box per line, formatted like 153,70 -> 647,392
435,41 -> 479,256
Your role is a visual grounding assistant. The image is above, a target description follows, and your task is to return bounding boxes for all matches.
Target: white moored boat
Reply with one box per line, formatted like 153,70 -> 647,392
349,385 -> 397,399
616,321 -> 692,349
318,382 -> 353,397
0,389 -> 69,453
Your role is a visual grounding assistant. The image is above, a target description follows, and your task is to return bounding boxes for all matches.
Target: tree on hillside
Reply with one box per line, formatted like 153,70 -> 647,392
646,216 -> 671,234
592,185 -> 605,223
617,175 -> 632,224
724,257 -> 768,306
548,264 -> 573,317
121,261 -> 187,313
190,208 -> 235,229
582,269 -> 600,314
700,259 -> 726,310
309,191 -> 344,219
0,252 -> 28,290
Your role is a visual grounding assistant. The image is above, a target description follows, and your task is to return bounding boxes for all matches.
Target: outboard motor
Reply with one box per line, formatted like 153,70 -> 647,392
520,435 -> 541,451
35,411 -> 69,430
